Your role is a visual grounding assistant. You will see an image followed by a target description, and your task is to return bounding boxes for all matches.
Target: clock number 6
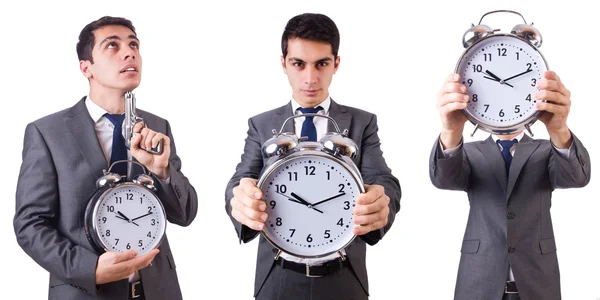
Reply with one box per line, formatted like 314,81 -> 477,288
306,234 -> 313,243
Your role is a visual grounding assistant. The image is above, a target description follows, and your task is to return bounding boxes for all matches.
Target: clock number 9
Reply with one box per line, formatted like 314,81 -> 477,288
467,79 -> 473,87
270,200 -> 276,209
102,217 -> 107,223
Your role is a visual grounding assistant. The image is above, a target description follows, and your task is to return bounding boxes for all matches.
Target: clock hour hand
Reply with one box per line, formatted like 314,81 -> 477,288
115,211 -> 139,226
312,193 -> 346,207
290,192 -> 324,214
502,69 -> 533,82
276,192 -> 323,213
484,70 -> 514,88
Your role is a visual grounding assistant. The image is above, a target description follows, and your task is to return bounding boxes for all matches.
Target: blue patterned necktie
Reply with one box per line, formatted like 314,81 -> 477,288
297,106 -> 323,142
104,113 -> 127,176
497,139 -> 518,177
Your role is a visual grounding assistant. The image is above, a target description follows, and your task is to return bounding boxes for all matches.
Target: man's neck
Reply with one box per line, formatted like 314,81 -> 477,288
89,87 -> 126,114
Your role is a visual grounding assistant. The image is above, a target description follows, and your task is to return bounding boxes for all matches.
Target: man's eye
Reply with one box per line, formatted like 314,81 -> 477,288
107,42 -> 117,49
293,62 -> 303,67
318,62 -> 328,67
130,42 -> 139,49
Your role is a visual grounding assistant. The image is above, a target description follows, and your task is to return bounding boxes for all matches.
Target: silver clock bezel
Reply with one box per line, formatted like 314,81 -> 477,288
257,144 -> 365,259
455,33 -> 550,135
89,182 -> 167,254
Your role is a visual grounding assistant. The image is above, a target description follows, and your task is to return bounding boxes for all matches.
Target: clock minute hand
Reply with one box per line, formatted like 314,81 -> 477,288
502,69 -> 533,82
131,212 -> 153,222
276,191 -> 323,213
312,193 -> 346,207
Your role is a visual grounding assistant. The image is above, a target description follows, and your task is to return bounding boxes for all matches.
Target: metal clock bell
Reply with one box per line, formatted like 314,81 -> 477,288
257,114 -> 365,259
456,10 -> 549,136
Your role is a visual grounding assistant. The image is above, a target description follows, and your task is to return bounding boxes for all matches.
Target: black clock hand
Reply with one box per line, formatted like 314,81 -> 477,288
312,193 -> 346,207
276,192 -> 323,213
115,212 -> 139,226
502,69 -> 533,82
131,212 -> 153,222
290,192 -> 324,214
484,70 -> 514,88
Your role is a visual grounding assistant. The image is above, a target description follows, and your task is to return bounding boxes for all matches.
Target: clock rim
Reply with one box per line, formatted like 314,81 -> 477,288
257,149 -> 365,259
84,182 -> 167,255
454,33 -> 550,135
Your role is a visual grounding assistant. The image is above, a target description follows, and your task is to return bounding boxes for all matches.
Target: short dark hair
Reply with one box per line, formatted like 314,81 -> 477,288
281,13 -> 340,59
76,16 -> 136,63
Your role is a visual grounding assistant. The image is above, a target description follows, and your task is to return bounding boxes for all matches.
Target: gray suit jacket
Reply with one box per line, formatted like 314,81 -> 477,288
14,97 -> 198,300
225,99 -> 401,298
429,133 -> 591,300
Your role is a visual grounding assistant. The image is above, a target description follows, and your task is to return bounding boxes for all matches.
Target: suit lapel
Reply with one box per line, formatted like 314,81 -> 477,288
273,102 -> 295,135
477,136 -> 508,193
64,97 -> 109,179
327,99 -> 351,135
506,134 -> 540,200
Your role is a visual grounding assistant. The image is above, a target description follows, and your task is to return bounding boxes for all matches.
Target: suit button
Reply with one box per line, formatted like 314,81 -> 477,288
508,246 -> 516,253
507,213 -> 515,219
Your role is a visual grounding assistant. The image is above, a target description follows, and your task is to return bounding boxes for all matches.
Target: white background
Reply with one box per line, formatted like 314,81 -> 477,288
1,0 -> 598,299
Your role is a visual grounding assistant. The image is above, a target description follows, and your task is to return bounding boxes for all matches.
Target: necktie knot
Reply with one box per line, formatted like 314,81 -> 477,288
297,106 -> 323,115
497,139 -> 518,150
104,113 -> 125,128
297,106 -> 323,142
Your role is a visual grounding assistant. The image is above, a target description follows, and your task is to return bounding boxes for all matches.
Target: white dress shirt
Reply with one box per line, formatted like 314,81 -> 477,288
279,96 -> 347,266
440,132 -> 571,281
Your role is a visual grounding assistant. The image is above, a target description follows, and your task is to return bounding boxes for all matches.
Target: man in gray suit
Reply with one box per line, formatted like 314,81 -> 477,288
225,13 -> 401,300
430,71 -> 591,300
14,16 -> 198,300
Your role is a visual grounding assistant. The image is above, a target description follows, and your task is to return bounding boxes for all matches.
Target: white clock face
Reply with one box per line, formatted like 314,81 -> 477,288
94,184 -> 166,255
260,155 -> 361,258
456,34 -> 548,130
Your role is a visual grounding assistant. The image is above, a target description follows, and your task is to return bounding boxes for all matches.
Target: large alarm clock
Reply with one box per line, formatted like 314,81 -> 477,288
84,160 -> 167,255
257,114 -> 365,259
455,10 -> 548,136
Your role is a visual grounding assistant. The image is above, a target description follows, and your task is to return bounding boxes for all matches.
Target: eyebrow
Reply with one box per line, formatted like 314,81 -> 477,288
99,35 -> 139,48
287,57 -> 333,64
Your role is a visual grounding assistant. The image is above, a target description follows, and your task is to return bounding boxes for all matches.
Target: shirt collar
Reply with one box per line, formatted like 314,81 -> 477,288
492,131 -> 525,143
85,95 -> 110,123
291,96 -> 331,115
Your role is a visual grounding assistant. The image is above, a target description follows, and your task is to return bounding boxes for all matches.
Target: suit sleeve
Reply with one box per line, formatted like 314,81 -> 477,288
225,118 -> 264,243
548,131 -> 591,189
429,135 -> 471,191
357,114 -> 402,246
152,120 -> 198,227
13,123 -> 99,296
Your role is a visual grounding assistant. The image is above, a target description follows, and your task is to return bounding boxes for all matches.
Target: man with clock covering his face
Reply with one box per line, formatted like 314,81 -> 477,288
225,13 -> 401,300
14,16 -> 198,300
431,69 -> 591,300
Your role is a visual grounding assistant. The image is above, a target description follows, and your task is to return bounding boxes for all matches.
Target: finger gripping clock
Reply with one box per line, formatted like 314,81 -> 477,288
456,10 -> 549,136
257,114 -> 365,258
84,160 -> 167,255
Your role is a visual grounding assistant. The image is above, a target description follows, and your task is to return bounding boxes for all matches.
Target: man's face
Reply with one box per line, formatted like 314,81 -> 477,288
80,25 -> 142,93
281,38 -> 340,107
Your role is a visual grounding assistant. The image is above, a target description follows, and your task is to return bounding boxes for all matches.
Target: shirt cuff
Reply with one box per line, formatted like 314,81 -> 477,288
439,140 -> 462,158
552,140 -> 573,159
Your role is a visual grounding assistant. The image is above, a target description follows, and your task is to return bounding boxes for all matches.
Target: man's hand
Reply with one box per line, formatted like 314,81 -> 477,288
230,178 -> 267,231
95,249 -> 159,285
352,184 -> 390,235
130,123 -> 171,179
437,73 -> 469,149
535,71 -> 572,148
